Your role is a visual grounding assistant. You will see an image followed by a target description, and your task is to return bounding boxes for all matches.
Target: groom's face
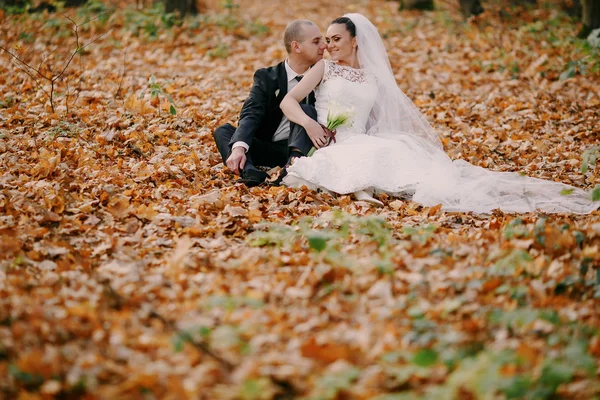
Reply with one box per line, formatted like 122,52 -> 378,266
297,24 -> 326,64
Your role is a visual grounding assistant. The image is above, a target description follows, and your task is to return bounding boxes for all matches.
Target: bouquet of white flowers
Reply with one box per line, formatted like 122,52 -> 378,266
307,101 -> 354,156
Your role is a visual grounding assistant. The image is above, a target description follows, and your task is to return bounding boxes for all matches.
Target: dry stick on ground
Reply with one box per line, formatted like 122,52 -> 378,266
65,77 -> 72,115
114,49 -> 127,100
0,13 -> 110,114
147,310 -> 235,371
96,276 -> 235,371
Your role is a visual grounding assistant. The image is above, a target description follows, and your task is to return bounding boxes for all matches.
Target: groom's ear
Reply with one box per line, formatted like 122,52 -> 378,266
291,41 -> 301,53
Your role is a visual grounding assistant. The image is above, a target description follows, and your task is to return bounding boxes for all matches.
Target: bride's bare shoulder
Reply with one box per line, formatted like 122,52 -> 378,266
310,59 -> 328,76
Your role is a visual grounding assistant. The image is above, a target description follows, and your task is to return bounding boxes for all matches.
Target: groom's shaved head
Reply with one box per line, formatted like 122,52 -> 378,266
284,20 -> 317,53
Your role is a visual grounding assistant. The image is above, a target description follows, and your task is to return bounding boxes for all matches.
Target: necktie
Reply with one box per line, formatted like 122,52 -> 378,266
295,75 -> 309,104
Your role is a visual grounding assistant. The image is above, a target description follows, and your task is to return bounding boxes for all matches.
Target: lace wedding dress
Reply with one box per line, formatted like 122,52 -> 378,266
283,60 -> 599,214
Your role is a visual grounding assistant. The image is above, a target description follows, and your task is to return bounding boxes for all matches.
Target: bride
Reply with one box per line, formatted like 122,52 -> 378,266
280,13 -> 599,214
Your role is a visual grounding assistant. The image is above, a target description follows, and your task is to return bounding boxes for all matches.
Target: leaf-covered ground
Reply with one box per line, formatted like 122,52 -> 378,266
1,0 -> 599,398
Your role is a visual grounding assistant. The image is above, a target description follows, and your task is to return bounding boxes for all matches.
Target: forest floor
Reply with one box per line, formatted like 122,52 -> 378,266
1,0 -> 600,398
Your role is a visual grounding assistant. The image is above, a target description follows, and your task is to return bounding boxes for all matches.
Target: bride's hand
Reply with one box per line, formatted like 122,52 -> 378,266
304,119 -> 329,149
320,124 -> 336,144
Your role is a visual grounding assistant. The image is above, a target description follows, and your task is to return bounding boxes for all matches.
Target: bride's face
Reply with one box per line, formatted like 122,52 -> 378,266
325,23 -> 356,62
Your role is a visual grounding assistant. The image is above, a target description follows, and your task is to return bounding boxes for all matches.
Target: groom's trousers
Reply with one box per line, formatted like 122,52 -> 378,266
213,104 -> 316,173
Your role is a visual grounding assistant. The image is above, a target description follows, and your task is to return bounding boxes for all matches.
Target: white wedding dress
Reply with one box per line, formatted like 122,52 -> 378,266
284,60 -> 599,214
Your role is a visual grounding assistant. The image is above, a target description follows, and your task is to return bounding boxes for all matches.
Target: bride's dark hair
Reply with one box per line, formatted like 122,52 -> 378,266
330,17 -> 356,37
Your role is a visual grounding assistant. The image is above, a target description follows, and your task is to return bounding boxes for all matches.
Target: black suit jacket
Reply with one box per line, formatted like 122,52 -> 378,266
230,61 -> 315,147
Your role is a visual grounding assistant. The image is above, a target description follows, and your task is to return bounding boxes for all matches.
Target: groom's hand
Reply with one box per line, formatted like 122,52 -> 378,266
305,120 -> 329,149
227,147 -> 246,175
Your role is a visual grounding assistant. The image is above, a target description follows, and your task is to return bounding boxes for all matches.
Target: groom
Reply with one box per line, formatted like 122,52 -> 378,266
212,20 -> 326,187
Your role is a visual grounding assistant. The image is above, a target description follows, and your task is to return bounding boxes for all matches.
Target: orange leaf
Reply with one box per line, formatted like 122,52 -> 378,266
516,343 -> 538,366
300,337 -> 351,364
428,204 -> 442,216
482,277 -> 503,292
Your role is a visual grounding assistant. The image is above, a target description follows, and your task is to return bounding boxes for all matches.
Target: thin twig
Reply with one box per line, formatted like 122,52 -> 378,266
148,310 -> 235,371
114,49 -> 127,100
65,77 -> 70,115
66,10 -> 110,27
0,46 -> 51,92
0,14 -> 112,114
21,42 -> 38,67
96,276 -> 234,371
55,29 -> 111,85
38,44 -> 62,74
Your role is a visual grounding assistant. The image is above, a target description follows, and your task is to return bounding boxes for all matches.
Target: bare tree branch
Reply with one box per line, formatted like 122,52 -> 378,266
0,46 -> 51,84
54,29 -> 111,84
0,47 -> 51,99
0,15 -> 112,114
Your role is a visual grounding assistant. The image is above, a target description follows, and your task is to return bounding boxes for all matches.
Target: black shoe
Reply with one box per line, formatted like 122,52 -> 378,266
237,169 -> 268,187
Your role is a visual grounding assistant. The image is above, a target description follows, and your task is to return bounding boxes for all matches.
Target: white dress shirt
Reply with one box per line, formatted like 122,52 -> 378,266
232,60 -> 305,152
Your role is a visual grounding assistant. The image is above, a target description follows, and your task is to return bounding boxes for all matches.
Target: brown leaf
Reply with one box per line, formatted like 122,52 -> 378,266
107,194 -> 131,218
482,277 -> 503,292
300,337 -> 352,364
